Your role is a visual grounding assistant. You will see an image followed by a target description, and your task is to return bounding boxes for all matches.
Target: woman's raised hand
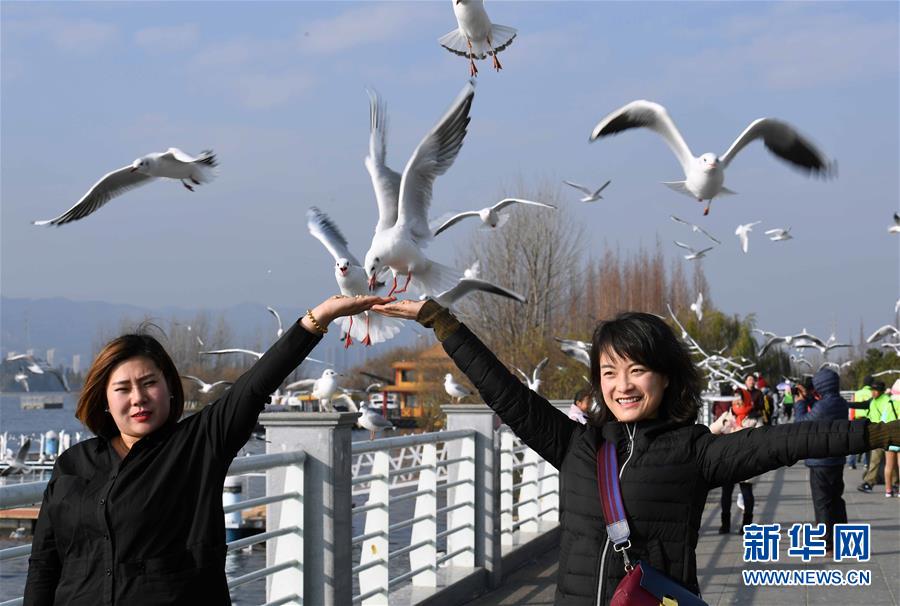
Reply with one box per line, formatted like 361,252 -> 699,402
371,298 -> 427,320
303,295 -> 396,334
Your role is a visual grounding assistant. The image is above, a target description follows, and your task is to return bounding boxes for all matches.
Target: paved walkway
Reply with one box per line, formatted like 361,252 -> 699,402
467,462 -> 899,605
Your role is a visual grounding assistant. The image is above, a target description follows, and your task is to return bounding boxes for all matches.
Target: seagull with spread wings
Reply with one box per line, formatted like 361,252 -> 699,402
307,206 -> 402,347
735,221 -> 762,254
432,197 -> 556,236
670,215 -> 721,245
673,241 -> 714,261
363,82 -> 475,297
563,179 -> 612,202
430,278 -> 526,309
590,100 -> 833,215
439,0 -> 517,76
765,227 -> 793,241
515,357 -> 549,394
181,375 -> 233,394
33,148 -> 217,226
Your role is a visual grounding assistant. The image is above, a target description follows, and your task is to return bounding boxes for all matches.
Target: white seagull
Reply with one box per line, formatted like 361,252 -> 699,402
889,212 -> 900,234
33,148 -> 218,226
432,197 -> 556,236
690,292 -> 704,322
181,375 -> 233,394
735,221 -> 761,254
430,278 -> 526,309
267,306 -> 284,339
463,259 -> 480,279
867,325 -> 900,343
590,100 -> 833,215
673,241 -> 714,261
439,0 -> 517,76
444,373 -> 473,402
670,215 -> 721,245
556,337 -> 591,368
0,438 -> 32,477
286,369 -> 344,411
563,179 -> 612,203
14,372 -> 29,392
201,348 -> 325,366
515,357 -> 549,394
363,82 -> 475,297
307,206 -> 402,347
358,403 -> 395,439
765,227 -> 793,242
6,353 -> 44,374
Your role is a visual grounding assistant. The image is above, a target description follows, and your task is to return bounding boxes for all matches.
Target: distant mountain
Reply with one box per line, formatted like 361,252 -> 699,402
1,296 -> 406,373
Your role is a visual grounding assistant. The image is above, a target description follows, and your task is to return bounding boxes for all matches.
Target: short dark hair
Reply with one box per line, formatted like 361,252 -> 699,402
573,388 -> 592,404
589,311 -> 702,425
862,375 -> 874,387
871,381 -> 886,393
76,330 -> 184,438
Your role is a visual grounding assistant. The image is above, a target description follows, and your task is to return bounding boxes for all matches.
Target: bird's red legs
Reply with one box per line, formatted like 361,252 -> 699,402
391,273 -> 413,295
467,38 -> 478,77
488,36 -> 502,71
362,313 -> 372,347
182,180 -> 195,191
386,275 -> 399,297
702,200 -> 711,216
344,316 -> 354,348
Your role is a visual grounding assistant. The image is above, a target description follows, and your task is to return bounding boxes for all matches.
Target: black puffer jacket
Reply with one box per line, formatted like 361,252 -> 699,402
441,323 -> 870,605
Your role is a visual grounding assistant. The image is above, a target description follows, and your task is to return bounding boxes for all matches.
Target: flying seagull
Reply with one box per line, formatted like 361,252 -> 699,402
563,179 -> 612,203
765,227 -> 793,241
735,221 -> 762,254
556,337 -> 591,368
267,306 -> 284,339
430,278 -> 526,309
670,215 -> 721,245
33,148 -> 218,226
439,0 -> 517,76
589,100 -> 833,215
364,81 -> 475,297
286,369 -> 345,411
890,212 -> 900,234
202,348 -> 325,366
181,375 -> 233,394
673,241 -> 714,261
515,357 -> 549,394
690,292 -> 704,322
0,439 -> 32,477
307,206 -> 402,347
432,197 -> 556,236
867,325 -> 900,343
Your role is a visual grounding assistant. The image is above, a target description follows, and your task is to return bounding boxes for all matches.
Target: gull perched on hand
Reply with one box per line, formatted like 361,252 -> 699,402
307,206 -> 402,347
363,82 -> 475,297
563,179 -> 612,202
670,215 -> 721,245
432,197 -> 556,236
444,373 -> 473,402
515,357 -> 549,394
33,148 -> 218,226
181,375 -> 233,394
589,100 -> 833,215
439,0 -> 517,76
690,292 -> 704,322
735,221 -> 761,254
765,227 -> 793,242
673,241 -> 714,261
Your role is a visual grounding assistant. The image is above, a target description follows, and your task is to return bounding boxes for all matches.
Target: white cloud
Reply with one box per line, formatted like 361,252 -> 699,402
134,24 -> 199,52
297,3 -> 444,54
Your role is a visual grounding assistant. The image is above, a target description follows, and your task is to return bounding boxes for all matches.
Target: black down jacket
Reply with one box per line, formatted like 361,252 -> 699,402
441,324 -> 870,605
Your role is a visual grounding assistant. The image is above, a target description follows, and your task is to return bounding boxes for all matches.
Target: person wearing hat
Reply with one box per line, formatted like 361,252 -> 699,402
857,381 -> 898,493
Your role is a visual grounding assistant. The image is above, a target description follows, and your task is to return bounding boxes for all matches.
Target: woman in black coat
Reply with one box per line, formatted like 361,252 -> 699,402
24,295 -> 391,606
374,299 -> 900,606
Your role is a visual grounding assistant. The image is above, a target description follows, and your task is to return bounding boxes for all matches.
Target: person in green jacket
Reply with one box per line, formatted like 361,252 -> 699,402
849,375 -> 874,471
858,381 -> 899,494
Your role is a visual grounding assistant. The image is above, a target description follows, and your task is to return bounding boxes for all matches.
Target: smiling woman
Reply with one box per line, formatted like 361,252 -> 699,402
371,298 -> 900,606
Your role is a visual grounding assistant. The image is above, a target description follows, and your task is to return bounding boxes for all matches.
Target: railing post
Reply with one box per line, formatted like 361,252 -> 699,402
538,457 -> 559,524
360,450 -> 390,604
499,429 -> 514,546
518,448 -> 540,532
411,442 -> 437,586
270,461 -> 304,604
260,411 -> 358,606
442,403 -> 501,587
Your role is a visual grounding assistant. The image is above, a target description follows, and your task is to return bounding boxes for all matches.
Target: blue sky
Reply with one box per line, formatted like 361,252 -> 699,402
2,1 -> 898,345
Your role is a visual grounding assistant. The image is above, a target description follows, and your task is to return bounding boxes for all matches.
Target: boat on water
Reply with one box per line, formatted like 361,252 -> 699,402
20,394 -> 64,410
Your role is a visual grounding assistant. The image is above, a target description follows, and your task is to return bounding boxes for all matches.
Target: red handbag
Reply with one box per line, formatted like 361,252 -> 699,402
597,441 -> 708,606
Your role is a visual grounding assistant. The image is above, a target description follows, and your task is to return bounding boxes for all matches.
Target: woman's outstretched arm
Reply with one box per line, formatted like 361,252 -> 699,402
374,299 -> 578,469
206,295 -> 395,460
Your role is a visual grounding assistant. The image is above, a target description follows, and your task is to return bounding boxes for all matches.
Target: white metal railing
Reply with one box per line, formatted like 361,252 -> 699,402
0,450 -> 306,606
498,427 -> 559,545
349,429 -> 476,605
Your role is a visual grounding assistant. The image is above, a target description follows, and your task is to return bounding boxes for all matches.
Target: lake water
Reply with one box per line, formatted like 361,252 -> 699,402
0,392 -> 432,603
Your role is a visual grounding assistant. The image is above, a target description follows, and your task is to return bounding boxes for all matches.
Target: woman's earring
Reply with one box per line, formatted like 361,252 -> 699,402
104,408 -> 110,413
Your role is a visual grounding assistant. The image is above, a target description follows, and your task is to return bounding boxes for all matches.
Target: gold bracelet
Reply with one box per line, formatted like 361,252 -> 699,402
306,309 -> 328,335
